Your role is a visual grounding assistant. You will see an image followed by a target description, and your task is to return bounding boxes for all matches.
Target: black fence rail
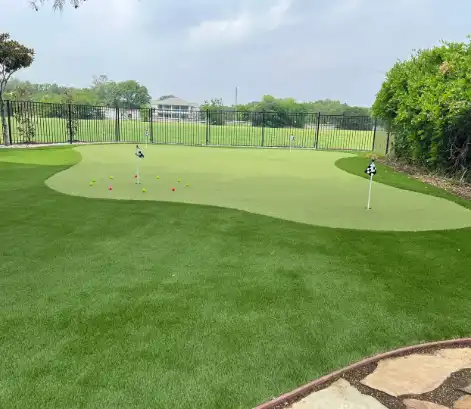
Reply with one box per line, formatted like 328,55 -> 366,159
2,100 -> 390,153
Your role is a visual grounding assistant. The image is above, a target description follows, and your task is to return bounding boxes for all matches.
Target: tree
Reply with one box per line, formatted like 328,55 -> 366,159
91,79 -> 150,108
336,106 -> 373,131
30,0 -> 85,11
115,80 -> 151,108
158,95 -> 176,100
140,104 -> 151,122
11,85 -> 36,143
200,98 -> 227,125
251,95 -> 307,128
0,33 -> 34,145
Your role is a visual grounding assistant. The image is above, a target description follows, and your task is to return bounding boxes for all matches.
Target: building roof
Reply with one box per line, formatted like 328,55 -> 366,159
151,97 -> 199,107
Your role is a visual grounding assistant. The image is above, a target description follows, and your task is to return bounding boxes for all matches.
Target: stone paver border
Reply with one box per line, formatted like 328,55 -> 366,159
252,338 -> 471,409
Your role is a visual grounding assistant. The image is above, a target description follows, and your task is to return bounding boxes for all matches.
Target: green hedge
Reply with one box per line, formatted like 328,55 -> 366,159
373,37 -> 471,179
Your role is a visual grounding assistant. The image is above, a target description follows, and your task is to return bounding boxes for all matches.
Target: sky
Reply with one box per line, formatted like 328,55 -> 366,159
1,0 -> 470,106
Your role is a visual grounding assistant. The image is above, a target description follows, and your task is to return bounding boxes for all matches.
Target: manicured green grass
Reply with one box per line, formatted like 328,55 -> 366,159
8,117 -> 386,152
45,144 -> 471,231
1,147 -> 470,409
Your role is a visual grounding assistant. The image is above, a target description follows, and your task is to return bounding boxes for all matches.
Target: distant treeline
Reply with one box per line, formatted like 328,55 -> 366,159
5,76 -> 372,130
201,96 -> 372,130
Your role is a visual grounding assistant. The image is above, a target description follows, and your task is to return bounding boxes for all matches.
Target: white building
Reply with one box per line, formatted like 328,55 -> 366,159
151,97 -> 199,121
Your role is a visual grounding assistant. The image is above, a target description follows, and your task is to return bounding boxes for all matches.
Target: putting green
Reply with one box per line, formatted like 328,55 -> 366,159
45,144 -> 471,231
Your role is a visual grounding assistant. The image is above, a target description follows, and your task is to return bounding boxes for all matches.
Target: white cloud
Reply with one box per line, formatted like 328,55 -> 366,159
187,0 -> 293,46
76,0 -> 141,32
332,0 -> 365,14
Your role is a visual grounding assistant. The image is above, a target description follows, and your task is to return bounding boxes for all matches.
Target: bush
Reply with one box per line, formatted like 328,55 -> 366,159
12,102 -> 36,143
373,37 -> 471,179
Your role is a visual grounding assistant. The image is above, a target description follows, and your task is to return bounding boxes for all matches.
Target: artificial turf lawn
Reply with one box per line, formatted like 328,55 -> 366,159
45,144 -> 471,231
1,147 -> 471,409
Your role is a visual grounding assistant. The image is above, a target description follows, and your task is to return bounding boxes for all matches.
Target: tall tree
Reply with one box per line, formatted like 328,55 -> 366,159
115,80 -> 151,108
201,98 -> 227,125
0,33 -> 35,145
90,79 -> 150,108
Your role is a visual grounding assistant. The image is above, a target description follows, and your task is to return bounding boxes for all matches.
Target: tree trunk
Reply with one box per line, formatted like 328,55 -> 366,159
0,97 -> 10,146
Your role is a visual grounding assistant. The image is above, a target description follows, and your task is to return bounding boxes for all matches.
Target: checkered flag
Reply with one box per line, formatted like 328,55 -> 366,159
136,145 -> 144,159
365,160 -> 376,209
365,160 -> 376,176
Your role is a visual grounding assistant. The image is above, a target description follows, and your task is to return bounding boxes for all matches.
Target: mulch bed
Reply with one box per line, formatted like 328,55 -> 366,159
264,341 -> 471,409
378,157 -> 471,201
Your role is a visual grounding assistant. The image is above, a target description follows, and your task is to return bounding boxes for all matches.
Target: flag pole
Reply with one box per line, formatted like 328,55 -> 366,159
367,173 -> 373,209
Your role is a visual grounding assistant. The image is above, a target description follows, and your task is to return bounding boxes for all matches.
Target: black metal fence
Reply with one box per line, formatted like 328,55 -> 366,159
2,100 -> 390,153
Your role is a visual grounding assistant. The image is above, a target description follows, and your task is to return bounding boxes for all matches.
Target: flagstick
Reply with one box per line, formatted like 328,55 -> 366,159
367,173 -> 373,209
136,155 -> 140,184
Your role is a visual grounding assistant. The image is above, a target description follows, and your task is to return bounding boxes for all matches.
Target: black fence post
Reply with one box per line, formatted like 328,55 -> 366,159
6,100 -> 13,145
314,112 -> 321,149
115,107 -> 120,142
261,113 -> 265,147
261,112 -> 265,146
149,108 -> 154,144
371,118 -> 377,152
385,131 -> 390,155
67,103 -> 73,144
205,110 -> 210,145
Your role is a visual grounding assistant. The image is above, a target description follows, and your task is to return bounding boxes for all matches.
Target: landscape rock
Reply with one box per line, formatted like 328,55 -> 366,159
403,398 -> 449,409
288,379 -> 388,409
361,348 -> 471,396
458,382 -> 471,395
455,395 -> 471,409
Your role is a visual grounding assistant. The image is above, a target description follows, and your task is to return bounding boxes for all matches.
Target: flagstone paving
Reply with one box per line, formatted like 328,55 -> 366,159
361,348 -> 471,396
454,396 -> 471,409
403,399 -> 448,409
281,348 -> 471,409
288,379 -> 388,409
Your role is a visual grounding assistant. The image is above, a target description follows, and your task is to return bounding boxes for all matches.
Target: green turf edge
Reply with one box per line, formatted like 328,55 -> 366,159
335,156 -> 471,211
0,146 -> 82,166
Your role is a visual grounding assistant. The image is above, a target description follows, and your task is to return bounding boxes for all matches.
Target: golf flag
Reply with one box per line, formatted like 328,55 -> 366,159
365,160 -> 377,176
136,145 -> 144,159
135,145 -> 144,184
289,134 -> 295,151
364,159 -> 376,210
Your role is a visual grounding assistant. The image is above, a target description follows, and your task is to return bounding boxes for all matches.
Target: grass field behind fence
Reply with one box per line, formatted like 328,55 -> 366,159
8,117 -> 388,153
